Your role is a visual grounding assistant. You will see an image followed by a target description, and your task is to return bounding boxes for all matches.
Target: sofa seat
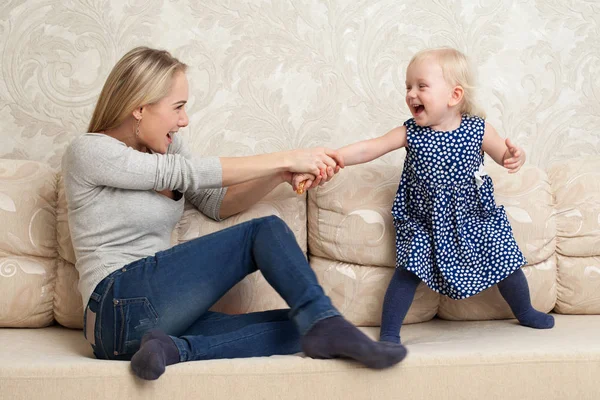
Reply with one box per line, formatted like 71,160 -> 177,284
1,314 -> 598,400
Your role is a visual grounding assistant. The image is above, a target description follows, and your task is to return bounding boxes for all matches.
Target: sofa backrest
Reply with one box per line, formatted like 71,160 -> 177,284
0,161 -> 57,327
1,157 -> 599,328
549,157 -> 600,314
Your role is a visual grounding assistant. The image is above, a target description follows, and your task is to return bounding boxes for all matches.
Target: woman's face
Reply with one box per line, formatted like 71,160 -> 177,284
138,70 -> 189,154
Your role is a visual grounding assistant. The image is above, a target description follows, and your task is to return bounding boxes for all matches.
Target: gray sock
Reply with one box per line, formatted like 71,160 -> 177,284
131,329 -> 180,380
301,316 -> 408,369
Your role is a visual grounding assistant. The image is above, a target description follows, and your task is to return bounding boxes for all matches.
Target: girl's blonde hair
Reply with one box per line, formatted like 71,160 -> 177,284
88,47 -> 187,133
408,48 -> 486,119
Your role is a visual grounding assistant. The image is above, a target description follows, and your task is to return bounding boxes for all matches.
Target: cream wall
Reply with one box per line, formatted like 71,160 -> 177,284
1,0 -> 599,169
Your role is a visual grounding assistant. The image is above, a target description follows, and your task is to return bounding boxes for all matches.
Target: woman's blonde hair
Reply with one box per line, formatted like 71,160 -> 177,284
88,47 -> 187,133
408,47 -> 486,119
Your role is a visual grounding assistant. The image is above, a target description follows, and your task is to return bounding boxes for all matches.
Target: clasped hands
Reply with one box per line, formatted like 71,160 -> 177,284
284,147 -> 344,194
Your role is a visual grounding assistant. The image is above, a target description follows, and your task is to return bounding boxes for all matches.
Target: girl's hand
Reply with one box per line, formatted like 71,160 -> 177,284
292,173 -> 315,194
503,138 -> 526,173
291,165 -> 341,194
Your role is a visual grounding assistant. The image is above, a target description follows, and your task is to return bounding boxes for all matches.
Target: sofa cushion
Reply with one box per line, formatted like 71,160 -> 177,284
310,256 -> 439,326
53,175 -> 83,328
0,160 -> 57,328
1,315 -> 598,400
549,157 -> 600,314
554,255 -> 600,314
549,156 -> 600,257
308,165 -> 401,268
54,258 -> 83,329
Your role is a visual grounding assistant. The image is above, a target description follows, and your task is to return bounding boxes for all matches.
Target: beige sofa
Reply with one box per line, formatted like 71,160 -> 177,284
1,156 -> 599,400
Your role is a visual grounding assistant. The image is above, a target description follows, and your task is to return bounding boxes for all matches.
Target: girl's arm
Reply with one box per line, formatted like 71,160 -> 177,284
291,126 -> 407,192
482,122 -> 526,173
339,125 -> 407,166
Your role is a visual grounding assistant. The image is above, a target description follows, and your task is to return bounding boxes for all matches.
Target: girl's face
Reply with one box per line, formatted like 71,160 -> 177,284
405,57 -> 460,131
136,71 -> 189,154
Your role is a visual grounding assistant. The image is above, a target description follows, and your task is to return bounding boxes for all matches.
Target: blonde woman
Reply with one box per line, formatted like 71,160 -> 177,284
293,48 -> 554,345
62,47 -> 407,380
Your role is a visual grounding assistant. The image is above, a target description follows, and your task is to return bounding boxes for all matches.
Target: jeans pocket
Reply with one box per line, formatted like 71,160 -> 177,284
113,297 -> 159,356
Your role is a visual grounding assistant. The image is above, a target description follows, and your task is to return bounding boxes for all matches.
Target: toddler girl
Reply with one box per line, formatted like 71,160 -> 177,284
294,48 -> 554,344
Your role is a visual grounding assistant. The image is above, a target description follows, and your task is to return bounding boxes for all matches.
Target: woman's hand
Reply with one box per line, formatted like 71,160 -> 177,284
286,148 -> 344,177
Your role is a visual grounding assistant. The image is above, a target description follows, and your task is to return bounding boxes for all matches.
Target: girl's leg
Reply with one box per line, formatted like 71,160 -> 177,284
497,268 -> 554,329
379,268 -> 421,344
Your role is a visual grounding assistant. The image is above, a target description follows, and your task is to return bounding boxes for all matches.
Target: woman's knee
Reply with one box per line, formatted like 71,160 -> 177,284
256,215 -> 292,235
258,215 -> 285,226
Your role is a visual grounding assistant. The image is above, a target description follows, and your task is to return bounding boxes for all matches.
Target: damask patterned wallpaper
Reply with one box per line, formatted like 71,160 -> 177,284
0,0 -> 599,170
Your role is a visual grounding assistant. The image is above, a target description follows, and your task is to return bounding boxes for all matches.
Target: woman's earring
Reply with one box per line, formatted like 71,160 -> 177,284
135,118 -> 141,137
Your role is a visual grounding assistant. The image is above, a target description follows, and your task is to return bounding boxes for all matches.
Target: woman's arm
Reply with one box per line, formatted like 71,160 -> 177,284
64,134 -> 223,192
482,122 -> 526,173
220,166 -> 339,217
219,147 -> 342,187
67,134 -> 343,193
218,172 -> 288,219
166,134 -> 340,219
216,148 -> 342,216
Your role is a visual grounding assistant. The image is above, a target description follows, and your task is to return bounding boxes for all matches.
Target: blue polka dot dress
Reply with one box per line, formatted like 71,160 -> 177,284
391,115 -> 526,300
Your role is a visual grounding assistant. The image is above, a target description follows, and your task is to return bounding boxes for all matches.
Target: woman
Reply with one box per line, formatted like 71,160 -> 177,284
62,47 -> 407,381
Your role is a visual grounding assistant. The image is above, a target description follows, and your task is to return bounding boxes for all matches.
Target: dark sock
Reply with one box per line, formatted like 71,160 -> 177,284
497,269 -> 554,329
301,316 -> 408,369
379,268 -> 421,344
131,329 -> 180,380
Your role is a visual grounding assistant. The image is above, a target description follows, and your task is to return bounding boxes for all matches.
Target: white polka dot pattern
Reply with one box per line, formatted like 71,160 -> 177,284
392,116 -> 526,300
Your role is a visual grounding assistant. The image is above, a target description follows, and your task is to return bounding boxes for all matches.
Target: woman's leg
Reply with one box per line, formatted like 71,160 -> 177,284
183,310 -> 293,336
132,310 -> 302,379
93,216 -> 406,379
165,216 -> 406,368
178,310 -> 301,359
379,268 -> 421,344
245,216 -> 408,369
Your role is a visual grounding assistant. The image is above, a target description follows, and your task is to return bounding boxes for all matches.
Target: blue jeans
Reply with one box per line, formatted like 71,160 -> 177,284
84,216 -> 340,362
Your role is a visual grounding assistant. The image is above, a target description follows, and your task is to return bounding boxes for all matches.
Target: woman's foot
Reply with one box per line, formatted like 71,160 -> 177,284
131,329 -> 180,380
301,316 -> 407,369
